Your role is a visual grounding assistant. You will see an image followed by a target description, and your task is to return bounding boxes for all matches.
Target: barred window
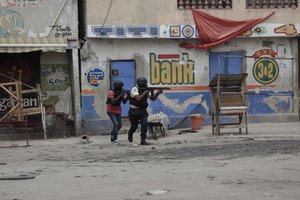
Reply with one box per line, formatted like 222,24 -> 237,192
246,0 -> 297,9
177,0 -> 232,10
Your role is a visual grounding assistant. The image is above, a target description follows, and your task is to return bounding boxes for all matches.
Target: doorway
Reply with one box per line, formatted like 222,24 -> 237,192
110,60 -> 136,117
209,51 -> 243,82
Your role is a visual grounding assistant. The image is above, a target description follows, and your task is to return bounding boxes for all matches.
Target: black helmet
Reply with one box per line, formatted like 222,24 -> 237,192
136,77 -> 147,87
113,80 -> 123,91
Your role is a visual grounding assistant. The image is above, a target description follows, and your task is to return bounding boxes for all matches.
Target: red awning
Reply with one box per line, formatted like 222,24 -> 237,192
187,10 -> 274,49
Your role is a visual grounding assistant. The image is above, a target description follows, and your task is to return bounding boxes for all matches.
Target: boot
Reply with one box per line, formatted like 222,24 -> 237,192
128,133 -> 133,143
140,140 -> 151,145
110,133 -> 114,142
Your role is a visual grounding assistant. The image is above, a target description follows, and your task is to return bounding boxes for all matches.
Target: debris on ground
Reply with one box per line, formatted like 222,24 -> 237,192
178,129 -> 198,134
0,174 -> 36,180
145,189 -> 169,195
80,135 -> 91,144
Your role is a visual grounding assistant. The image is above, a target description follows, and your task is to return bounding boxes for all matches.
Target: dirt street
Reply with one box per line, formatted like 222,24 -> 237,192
1,122 -> 300,200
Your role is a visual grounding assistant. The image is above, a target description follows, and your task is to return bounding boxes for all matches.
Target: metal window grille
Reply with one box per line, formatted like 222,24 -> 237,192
246,0 -> 297,9
177,0 -> 232,10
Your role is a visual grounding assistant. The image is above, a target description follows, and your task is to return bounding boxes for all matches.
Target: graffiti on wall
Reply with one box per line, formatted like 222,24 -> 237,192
40,64 -> 70,105
0,9 -> 24,36
150,53 -> 195,85
252,49 -> 279,84
51,25 -> 72,37
41,64 -> 70,89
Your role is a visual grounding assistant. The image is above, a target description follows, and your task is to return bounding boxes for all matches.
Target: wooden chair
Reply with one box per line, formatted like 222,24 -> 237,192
209,73 -> 248,135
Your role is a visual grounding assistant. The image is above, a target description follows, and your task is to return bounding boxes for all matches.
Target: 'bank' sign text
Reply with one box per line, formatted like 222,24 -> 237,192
150,53 -> 195,85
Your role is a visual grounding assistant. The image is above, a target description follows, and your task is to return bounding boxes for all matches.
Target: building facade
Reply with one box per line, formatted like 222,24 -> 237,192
82,0 -> 300,134
0,0 -> 81,137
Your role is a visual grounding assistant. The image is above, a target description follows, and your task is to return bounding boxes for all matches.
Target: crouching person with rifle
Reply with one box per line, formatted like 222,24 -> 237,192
128,77 -> 163,145
106,80 -> 128,144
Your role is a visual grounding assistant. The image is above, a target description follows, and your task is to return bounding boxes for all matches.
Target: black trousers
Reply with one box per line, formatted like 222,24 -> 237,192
128,108 -> 148,141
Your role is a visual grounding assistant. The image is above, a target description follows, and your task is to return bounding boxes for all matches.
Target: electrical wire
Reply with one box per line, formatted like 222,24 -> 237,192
79,0 -> 113,61
100,0 -> 114,32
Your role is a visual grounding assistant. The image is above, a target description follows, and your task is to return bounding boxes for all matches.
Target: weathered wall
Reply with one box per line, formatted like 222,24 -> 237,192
40,52 -> 70,106
80,36 -> 298,133
0,0 -> 78,38
86,0 -> 300,25
0,0 -> 80,137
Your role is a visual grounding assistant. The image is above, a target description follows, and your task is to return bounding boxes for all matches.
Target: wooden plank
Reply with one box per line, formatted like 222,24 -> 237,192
15,81 -> 22,121
220,110 -> 247,115
23,107 -> 41,114
0,103 -> 21,121
219,124 -> 247,129
0,85 -> 18,99
19,89 -> 39,94
0,82 -> 16,86
36,83 -> 47,140
209,73 -> 248,87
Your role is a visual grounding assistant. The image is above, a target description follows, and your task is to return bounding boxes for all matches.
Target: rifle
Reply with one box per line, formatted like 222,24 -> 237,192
122,89 -> 131,94
138,87 -> 171,92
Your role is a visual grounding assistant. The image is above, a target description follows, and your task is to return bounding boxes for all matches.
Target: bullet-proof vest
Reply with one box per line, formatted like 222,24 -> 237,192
130,89 -> 148,109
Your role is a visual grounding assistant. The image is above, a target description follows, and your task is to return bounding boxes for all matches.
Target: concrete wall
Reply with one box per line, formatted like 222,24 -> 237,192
80,36 -> 299,134
40,52 -> 70,106
86,0 -> 300,25
0,0 -> 78,39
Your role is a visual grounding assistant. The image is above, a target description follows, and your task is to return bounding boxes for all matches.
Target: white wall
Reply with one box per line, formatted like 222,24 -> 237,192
81,37 -> 298,122
86,0 -> 300,25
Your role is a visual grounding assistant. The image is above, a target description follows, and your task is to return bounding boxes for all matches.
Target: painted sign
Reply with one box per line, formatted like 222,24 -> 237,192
85,67 -> 105,89
88,23 -> 300,38
274,24 -> 297,35
150,53 -> 195,85
0,8 -> 24,36
252,49 -> 279,84
90,25 -> 160,38
252,58 -> 279,84
0,0 -> 43,7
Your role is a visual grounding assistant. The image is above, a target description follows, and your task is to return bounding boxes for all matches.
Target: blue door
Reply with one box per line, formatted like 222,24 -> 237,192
209,52 -> 243,82
110,61 -> 136,117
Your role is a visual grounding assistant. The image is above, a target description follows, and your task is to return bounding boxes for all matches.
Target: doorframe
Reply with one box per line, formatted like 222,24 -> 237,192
109,59 -> 137,89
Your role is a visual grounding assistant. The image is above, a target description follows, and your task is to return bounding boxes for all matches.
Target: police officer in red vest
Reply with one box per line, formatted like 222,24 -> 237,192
127,77 -> 163,145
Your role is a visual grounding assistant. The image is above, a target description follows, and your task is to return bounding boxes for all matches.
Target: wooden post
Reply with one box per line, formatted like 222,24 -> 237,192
8,85 -> 15,119
36,84 -> 47,140
15,81 -> 22,121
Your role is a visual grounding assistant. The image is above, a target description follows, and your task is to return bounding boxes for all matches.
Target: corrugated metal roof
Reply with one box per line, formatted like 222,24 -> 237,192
0,37 -> 68,53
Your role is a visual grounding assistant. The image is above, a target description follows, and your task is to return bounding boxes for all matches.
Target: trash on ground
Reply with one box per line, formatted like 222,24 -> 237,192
0,174 -> 36,180
178,129 -> 198,134
145,189 -> 169,195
